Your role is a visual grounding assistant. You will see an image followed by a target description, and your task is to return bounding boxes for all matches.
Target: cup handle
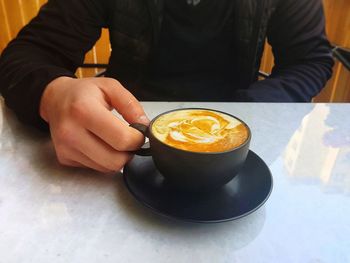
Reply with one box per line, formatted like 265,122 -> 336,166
129,123 -> 152,156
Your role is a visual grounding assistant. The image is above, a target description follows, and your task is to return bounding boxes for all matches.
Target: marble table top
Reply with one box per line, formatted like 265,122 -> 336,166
0,99 -> 349,263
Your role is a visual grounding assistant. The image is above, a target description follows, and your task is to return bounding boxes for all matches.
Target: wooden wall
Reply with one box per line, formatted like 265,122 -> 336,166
0,0 -> 349,102
0,0 -> 110,78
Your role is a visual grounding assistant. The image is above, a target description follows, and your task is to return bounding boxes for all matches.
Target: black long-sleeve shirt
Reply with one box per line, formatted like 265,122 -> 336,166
0,0 -> 334,129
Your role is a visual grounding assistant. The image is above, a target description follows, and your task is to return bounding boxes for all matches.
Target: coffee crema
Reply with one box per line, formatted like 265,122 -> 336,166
151,109 -> 249,152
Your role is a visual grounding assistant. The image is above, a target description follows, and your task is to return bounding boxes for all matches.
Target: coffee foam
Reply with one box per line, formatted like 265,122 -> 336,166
152,110 -> 249,152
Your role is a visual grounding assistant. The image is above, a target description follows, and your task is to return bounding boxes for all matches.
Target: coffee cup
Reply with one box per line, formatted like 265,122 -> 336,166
130,108 -> 251,192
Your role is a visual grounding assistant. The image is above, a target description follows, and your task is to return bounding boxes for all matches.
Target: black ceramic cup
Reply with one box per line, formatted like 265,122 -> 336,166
130,108 -> 251,192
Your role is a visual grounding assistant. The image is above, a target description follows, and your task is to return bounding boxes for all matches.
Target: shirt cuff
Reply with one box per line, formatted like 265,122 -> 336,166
4,66 -> 76,131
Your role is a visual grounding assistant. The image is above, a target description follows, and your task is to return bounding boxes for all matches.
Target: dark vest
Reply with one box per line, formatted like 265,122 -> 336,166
105,0 -> 278,95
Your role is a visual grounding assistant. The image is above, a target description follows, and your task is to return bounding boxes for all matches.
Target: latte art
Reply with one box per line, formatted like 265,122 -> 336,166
152,110 -> 249,152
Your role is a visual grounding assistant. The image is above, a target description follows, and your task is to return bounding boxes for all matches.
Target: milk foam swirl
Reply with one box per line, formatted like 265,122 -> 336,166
167,116 -> 225,144
152,110 -> 248,152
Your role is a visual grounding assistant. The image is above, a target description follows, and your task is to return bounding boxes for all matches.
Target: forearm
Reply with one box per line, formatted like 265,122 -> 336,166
0,0 -> 106,129
237,0 -> 334,102
0,44 -> 76,130
238,57 -> 333,102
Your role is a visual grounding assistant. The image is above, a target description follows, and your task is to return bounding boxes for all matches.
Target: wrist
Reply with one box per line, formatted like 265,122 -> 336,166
39,76 -> 74,122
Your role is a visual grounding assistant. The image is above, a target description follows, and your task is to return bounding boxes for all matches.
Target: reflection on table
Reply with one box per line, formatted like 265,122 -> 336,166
284,104 -> 350,194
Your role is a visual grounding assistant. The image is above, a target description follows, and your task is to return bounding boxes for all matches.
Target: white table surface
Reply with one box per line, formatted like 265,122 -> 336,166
0,99 -> 349,263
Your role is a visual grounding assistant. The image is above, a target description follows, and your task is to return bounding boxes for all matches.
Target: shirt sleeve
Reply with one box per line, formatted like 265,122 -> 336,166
235,0 -> 334,102
0,0 -> 109,130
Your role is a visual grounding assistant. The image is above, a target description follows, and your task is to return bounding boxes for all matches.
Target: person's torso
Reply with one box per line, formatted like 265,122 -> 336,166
105,0 -> 276,101
143,0 -> 238,101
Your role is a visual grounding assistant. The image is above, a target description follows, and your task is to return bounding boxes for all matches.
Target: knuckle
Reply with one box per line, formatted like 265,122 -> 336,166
116,134 -> 134,151
107,156 -> 130,171
126,98 -> 137,107
55,125 -> 75,145
55,150 -> 70,166
124,99 -> 141,113
55,143 -> 67,157
69,99 -> 89,122
108,162 -> 123,172
105,77 -> 120,86
101,77 -> 120,89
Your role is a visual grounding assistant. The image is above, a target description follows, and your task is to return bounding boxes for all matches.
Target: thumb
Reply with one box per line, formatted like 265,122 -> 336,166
97,78 -> 150,125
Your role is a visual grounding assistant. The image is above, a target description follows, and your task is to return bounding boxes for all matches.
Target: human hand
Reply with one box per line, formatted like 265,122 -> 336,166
40,76 -> 149,173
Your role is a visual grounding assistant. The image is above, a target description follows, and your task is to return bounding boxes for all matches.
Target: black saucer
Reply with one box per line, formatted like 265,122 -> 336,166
123,150 -> 273,223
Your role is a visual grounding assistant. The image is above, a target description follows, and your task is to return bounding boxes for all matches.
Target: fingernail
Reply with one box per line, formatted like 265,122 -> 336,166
138,115 -> 150,125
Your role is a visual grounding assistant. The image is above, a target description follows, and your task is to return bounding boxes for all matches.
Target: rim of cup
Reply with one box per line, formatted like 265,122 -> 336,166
148,108 -> 252,155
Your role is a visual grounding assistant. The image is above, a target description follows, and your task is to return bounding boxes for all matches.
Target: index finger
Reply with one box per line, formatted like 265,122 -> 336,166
79,101 -> 145,151
97,78 -> 150,125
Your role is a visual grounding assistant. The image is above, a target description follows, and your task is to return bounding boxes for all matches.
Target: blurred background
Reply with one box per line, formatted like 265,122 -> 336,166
0,0 -> 349,102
